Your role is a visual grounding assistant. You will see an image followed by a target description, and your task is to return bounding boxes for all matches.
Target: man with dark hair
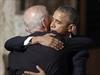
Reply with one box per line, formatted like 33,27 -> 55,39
49,5 -> 91,75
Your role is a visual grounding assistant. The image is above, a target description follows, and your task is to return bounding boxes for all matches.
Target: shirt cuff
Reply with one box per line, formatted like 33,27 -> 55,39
24,37 -> 33,45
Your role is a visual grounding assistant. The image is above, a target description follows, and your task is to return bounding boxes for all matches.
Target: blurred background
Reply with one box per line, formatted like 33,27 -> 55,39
0,0 -> 100,75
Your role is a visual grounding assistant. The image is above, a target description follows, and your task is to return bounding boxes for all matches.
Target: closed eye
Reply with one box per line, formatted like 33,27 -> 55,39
56,19 -> 62,24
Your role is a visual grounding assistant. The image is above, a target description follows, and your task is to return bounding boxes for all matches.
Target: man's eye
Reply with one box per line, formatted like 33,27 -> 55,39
57,21 -> 61,24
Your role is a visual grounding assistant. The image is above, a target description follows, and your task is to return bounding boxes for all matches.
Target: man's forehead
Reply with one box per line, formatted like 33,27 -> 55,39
53,10 -> 70,22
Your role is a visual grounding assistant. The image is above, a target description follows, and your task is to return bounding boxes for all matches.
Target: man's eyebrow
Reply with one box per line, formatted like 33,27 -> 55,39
55,19 -> 62,24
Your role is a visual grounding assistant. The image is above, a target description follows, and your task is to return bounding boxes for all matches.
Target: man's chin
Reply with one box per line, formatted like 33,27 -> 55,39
50,29 -> 55,32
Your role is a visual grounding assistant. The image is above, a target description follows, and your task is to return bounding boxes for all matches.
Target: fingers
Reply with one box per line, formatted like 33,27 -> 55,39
44,33 -> 56,37
39,34 -> 64,50
36,65 -> 43,72
49,38 -> 64,50
56,40 -> 64,50
36,65 -> 46,75
23,71 -> 36,75
23,66 -> 45,75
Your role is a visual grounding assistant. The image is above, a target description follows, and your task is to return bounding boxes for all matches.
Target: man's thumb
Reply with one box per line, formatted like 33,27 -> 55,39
36,65 -> 43,72
45,33 -> 56,37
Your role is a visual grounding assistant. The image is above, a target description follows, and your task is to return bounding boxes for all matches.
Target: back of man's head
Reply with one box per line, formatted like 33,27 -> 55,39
24,5 -> 49,33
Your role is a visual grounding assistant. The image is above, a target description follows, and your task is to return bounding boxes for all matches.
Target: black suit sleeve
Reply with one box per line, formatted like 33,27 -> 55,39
64,37 -> 90,75
65,37 -> 94,51
72,50 -> 89,75
4,36 -> 27,52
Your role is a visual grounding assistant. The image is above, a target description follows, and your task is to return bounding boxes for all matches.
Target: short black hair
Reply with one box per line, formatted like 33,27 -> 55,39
57,5 -> 79,25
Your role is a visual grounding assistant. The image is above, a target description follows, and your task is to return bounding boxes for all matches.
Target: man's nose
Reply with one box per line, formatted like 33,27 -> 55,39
50,22 -> 55,28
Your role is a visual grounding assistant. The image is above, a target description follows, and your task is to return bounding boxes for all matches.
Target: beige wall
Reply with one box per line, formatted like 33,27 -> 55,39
0,0 -> 25,74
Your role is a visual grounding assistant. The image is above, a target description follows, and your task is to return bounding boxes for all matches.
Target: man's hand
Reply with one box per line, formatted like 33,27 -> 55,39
22,66 -> 46,75
34,33 -> 64,50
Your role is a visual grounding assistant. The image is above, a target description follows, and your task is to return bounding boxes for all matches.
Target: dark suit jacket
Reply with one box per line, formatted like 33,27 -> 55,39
5,32 -> 93,75
5,32 -> 65,75
65,36 -> 92,75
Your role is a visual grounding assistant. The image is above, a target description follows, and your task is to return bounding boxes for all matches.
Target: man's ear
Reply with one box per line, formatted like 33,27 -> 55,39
41,17 -> 49,32
41,18 -> 45,29
41,16 -> 48,27
41,18 -> 46,27
67,24 -> 75,32
67,24 -> 77,35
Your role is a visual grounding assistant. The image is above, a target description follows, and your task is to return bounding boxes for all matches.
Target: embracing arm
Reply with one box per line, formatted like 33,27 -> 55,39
33,34 -> 64,50
5,34 -> 64,52
66,37 -> 94,51
4,36 -> 27,51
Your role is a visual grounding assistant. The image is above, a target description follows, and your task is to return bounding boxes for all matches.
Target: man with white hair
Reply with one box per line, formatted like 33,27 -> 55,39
23,5 -> 50,33
5,5 -> 64,75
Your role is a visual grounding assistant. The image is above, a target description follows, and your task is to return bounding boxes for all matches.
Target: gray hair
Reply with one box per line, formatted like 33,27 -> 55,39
24,5 -> 48,31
